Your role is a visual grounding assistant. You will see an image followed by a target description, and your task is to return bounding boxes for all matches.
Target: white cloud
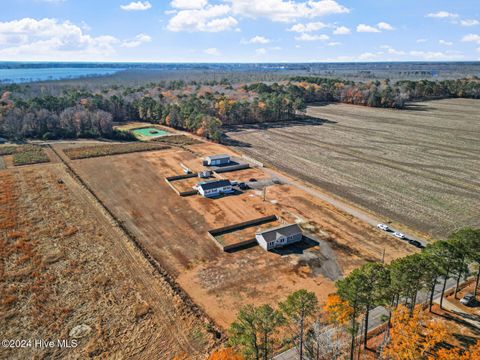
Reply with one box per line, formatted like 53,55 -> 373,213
358,52 -> 383,60
462,34 -> 480,43
204,47 -> 221,55
120,1 -> 152,11
167,4 -> 238,32
380,45 -> 405,55
377,22 -> 394,31
416,38 -> 427,43
170,0 -> 207,9
356,24 -> 380,33
439,39 -> 453,46
409,50 -> 463,60
230,0 -> 349,23
327,41 -> 340,46
255,47 -> 267,55
333,25 -> 350,35
0,18 -> 119,60
122,33 -> 152,48
460,19 -> 480,27
294,33 -> 329,41
245,35 -> 271,44
426,11 -> 458,19
289,22 -> 329,33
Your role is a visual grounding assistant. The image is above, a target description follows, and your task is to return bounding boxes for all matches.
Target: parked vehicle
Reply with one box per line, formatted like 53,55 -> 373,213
460,294 -> 476,306
377,223 -> 390,231
408,239 -> 424,248
393,231 -> 406,239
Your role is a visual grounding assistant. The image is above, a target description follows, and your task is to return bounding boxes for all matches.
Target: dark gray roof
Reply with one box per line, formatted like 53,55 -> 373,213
198,179 -> 232,191
206,154 -> 230,161
256,224 -> 302,243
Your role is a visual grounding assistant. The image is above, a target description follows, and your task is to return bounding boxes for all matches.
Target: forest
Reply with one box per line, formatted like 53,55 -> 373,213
0,76 -> 479,141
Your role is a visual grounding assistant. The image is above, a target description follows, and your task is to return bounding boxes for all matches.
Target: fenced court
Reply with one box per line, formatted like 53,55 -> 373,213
132,127 -> 170,140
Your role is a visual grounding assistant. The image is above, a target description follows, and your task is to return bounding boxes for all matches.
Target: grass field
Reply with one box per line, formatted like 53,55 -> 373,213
0,166 -> 213,359
224,99 -> 480,238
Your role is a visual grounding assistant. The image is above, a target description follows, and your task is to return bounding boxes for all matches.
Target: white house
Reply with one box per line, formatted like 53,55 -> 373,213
197,179 -> 233,198
205,154 -> 231,166
256,224 -> 303,251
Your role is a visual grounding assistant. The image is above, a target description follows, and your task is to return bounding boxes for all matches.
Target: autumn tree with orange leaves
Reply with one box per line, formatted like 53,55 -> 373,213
208,348 -> 244,360
323,294 -> 353,326
433,340 -> 480,360
382,305 -> 448,360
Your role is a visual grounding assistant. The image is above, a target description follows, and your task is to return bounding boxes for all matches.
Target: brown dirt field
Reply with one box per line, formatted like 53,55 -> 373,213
224,99 -> 480,238
216,218 -> 283,246
0,164 -> 214,359
61,143 -> 415,328
217,167 -> 269,183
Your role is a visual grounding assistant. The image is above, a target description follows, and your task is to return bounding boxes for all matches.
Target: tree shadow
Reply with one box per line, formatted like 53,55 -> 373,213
453,333 -> 479,349
403,103 -> 435,112
430,310 -> 480,335
224,116 -> 337,133
222,116 -> 337,147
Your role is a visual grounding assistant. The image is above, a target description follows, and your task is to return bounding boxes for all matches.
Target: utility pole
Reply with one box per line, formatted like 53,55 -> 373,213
263,185 -> 267,202
381,248 -> 386,264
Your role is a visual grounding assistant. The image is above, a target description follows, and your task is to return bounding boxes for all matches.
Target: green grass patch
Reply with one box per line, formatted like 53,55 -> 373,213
0,146 -> 18,156
63,142 -> 170,160
153,135 -> 202,146
11,145 -> 50,166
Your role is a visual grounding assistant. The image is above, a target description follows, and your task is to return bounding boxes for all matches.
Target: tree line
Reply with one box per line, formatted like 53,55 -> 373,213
224,228 -> 480,360
1,76 -> 479,141
336,228 -> 480,359
290,76 -> 480,108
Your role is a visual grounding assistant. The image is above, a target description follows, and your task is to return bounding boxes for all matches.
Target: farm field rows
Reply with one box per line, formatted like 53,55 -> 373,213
0,165 -> 214,359
58,141 -> 414,327
63,142 -> 170,159
224,99 -> 480,238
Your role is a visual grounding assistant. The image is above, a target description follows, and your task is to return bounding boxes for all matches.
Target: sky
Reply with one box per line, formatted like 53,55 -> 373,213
1,0 -> 480,62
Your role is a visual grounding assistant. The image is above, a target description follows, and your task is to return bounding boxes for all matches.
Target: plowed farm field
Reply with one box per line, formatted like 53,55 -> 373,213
224,99 -> 480,238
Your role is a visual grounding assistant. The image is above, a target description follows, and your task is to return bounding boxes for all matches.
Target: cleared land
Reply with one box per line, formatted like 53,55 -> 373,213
57,141 -> 414,327
224,99 -> 480,237
0,165 -> 215,359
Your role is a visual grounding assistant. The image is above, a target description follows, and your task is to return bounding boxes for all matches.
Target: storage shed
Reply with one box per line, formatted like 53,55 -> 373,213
256,224 -> 302,251
205,154 -> 231,166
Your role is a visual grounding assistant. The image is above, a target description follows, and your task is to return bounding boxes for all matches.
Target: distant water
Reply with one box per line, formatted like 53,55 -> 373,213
0,67 -> 123,84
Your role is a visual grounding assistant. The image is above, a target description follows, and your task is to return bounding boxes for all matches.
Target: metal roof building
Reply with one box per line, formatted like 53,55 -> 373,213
204,154 -> 231,166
